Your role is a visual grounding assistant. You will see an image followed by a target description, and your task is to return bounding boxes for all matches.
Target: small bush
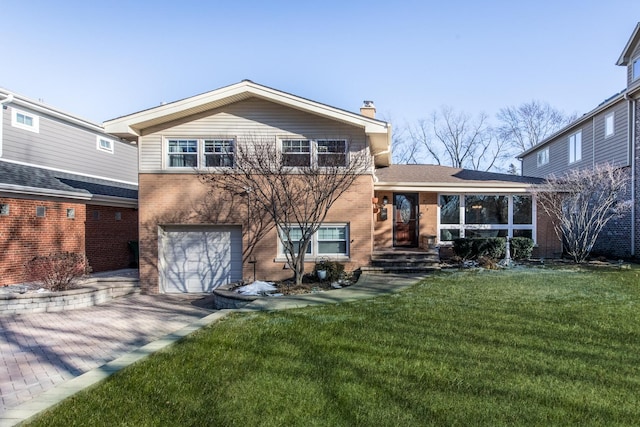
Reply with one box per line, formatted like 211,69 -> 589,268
313,260 -> 345,282
25,252 -> 91,291
453,238 -> 505,260
510,237 -> 534,260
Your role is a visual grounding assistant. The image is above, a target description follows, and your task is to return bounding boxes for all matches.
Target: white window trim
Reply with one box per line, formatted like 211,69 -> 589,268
537,148 -> 549,167
568,130 -> 582,164
436,194 -> 536,245
11,108 -> 39,133
604,112 -> 615,138
96,136 -> 115,154
633,57 -> 640,81
164,137 -> 235,169
276,223 -> 350,262
279,137 -> 348,168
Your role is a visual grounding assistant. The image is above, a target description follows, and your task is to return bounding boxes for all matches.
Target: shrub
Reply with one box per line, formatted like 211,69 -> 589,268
25,252 -> 91,291
453,238 -> 505,260
313,259 -> 345,282
510,237 -> 534,260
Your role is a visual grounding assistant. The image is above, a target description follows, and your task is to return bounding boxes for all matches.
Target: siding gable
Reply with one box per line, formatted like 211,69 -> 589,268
2,104 -> 138,183
139,97 -> 370,172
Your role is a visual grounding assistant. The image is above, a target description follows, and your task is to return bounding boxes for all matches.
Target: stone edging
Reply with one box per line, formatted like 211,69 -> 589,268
0,277 -> 140,315
212,285 -> 258,309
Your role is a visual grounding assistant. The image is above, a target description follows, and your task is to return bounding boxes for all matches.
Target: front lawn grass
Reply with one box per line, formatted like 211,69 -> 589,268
28,266 -> 640,426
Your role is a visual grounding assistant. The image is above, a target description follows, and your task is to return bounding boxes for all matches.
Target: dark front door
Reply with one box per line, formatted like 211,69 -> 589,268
393,193 -> 419,247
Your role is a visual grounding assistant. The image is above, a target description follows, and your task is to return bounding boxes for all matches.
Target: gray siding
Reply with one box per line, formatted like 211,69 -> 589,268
1,105 -> 137,183
140,98 -> 369,172
522,100 -> 629,178
628,43 -> 640,89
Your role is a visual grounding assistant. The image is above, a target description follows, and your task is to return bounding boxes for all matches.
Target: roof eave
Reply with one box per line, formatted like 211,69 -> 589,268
617,22 -> 640,66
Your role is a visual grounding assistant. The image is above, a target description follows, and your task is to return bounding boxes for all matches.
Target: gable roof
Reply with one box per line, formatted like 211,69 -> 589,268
617,22 -> 640,66
103,80 -> 392,166
0,160 -> 138,207
374,164 -> 542,192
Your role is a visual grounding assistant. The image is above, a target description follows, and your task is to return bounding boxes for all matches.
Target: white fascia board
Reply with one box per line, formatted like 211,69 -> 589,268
104,81 -> 390,136
374,182 -> 535,193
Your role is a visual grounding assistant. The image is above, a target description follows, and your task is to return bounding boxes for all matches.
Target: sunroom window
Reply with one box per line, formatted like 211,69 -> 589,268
438,194 -> 535,243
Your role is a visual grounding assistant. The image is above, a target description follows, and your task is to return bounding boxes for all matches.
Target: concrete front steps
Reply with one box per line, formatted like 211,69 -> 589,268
362,248 -> 441,274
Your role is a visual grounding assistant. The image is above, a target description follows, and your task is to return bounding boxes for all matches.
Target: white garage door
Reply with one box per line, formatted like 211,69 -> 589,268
160,225 -> 243,293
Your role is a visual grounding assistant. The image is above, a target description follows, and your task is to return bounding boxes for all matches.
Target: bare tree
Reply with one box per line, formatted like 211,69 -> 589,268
533,164 -> 631,263
497,100 -> 577,153
409,106 -> 507,171
199,137 -> 371,285
391,122 -> 421,164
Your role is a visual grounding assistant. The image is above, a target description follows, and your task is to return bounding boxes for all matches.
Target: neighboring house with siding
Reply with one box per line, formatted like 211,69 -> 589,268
518,22 -> 640,258
105,80 -> 555,294
0,89 -> 138,286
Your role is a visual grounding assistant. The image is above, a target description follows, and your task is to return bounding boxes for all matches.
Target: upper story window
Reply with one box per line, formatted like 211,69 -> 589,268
569,130 -> 582,164
281,138 -> 348,167
537,147 -> 549,167
204,139 -> 234,167
605,112 -> 615,138
97,136 -> 115,153
11,108 -> 39,133
282,139 -> 311,167
166,138 -> 235,168
317,139 -> 347,167
168,139 -> 198,167
634,57 -> 640,81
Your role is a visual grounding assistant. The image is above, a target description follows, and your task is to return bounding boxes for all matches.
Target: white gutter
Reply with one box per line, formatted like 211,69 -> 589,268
0,90 -> 111,136
0,184 -> 92,200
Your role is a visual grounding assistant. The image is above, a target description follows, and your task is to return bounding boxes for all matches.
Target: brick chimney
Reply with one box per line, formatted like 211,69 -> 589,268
360,100 -> 376,118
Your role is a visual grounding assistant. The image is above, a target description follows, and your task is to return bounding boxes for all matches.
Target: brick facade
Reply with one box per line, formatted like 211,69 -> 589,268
138,173 -> 374,294
85,205 -> 139,272
0,197 -> 137,286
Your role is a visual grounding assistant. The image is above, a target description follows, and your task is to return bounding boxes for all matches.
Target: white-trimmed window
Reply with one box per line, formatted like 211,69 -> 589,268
537,148 -> 549,167
97,136 -> 115,153
166,138 -> 235,168
204,139 -> 234,167
12,108 -> 39,133
282,139 -> 311,167
167,139 -> 198,167
605,112 -> 615,138
569,130 -> 582,164
317,139 -> 347,167
278,224 -> 349,259
634,57 -> 640,81
438,194 -> 535,243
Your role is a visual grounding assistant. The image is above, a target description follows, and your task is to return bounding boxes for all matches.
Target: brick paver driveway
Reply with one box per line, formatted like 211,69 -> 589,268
0,294 -> 213,413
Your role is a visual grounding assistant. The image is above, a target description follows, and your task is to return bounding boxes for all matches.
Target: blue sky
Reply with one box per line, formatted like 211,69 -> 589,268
3,1 -> 640,127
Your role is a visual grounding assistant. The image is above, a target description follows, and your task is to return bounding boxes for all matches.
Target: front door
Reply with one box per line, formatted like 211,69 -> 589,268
393,193 -> 419,247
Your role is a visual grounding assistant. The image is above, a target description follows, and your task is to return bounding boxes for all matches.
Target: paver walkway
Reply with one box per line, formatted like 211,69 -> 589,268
0,294 -> 212,414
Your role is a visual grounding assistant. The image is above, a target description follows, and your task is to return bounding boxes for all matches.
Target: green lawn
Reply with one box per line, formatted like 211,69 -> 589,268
29,266 -> 640,426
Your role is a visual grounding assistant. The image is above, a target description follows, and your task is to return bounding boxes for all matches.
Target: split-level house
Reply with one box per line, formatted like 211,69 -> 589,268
0,89 -> 138,286
105,80 -> 558,294
518,22 -> 640,258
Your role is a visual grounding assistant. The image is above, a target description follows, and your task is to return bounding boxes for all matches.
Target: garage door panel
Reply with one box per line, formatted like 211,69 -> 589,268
160,226 -> 242,293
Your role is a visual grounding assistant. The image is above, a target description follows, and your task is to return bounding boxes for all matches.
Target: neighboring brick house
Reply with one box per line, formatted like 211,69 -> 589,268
105,80 -> 553,294
518,22 -> 640,258
0,89 -> 138,286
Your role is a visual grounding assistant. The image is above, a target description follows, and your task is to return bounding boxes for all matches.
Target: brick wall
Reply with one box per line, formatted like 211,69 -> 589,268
0,197 -> 86,286
85,205 -> 138,272
138,173 -> 374,293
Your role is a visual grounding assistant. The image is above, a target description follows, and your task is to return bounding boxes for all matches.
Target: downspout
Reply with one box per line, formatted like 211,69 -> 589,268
0,94 -> 15,157
630,95 -> 636,257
